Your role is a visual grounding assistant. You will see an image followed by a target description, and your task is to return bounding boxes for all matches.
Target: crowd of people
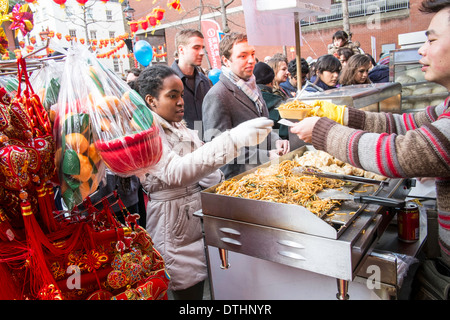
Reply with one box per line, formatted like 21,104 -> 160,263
112,0 -> 450,301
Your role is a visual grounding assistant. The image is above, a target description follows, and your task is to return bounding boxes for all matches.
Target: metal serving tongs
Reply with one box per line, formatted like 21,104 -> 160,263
293,167 -> 405,208
293,166 -> 387,186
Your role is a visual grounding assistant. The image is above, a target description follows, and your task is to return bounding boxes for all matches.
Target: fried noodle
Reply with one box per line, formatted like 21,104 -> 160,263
215,160 -> 344,215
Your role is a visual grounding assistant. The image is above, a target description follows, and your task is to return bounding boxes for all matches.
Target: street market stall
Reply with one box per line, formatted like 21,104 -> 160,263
198,146 -> 429,299
197,0 -> 437,300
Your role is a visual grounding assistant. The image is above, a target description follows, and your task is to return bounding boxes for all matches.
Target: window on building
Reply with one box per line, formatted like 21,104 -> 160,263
90,30 -> 97,39
109,31 -> 115,39
66,5 -> 73,17
87,7 -> 94,20
69,29 -> 77,38
106,10 -> 112,21
113,58 -> 120,73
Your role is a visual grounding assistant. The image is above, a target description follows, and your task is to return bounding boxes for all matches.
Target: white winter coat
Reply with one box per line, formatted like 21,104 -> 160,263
140,113 -> 239,291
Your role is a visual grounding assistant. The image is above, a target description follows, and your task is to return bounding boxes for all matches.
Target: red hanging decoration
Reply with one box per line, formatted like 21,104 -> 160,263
53,0 -> 67,8
153,7 -> 165,21
148,15 -> 157,27
167,0 -> 182,11
139,19 -> 148,30
75,0 -> 89,5
129,21 -> 138,33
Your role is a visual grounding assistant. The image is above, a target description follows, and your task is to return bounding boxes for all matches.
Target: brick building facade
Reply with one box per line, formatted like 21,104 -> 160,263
130,0 -> 431,68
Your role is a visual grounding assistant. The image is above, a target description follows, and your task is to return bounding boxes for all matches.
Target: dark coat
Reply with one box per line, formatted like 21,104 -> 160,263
171,61 -> 211,131
258,84 -> 288,140
280,80 -> 297,98
369,65 -> 390,83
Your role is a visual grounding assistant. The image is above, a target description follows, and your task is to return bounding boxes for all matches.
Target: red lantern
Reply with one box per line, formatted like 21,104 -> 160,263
19,40 -> 25,48
30,36 -> 36,44
129,21 -> 138,33
168,0 -> 181,11
65,35 -> 71,41
53,0 -> 67,8
140,20 -> 149,30
148,15 -> 157,27
76,0 -> 89,5
48,31 -> 55,38
80,38 -> 85,44
24,0 -> 37,4
153,7 -> 165,21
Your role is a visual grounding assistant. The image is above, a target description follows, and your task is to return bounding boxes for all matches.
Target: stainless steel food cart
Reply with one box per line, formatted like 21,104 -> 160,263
196,147 -> 424,300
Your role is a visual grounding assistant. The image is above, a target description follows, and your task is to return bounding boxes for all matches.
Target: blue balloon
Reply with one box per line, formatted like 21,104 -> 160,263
134,40 -> 153,67
208,68 -> 221,85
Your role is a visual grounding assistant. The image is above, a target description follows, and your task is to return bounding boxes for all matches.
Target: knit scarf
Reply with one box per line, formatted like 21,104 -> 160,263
221,66 -> 265,115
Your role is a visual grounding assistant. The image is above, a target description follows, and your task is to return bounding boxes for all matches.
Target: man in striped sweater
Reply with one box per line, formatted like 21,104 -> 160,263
291,0 -> 450,267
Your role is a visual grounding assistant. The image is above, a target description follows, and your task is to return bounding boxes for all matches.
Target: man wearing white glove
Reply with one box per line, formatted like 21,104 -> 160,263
202,32 -> 290,179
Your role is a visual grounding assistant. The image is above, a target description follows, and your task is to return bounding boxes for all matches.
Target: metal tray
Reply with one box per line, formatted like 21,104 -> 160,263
201,146 -> 394,239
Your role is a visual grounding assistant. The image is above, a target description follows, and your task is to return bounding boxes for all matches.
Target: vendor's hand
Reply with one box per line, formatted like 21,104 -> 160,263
290,117 -> 320,143
230,117 -> 273,149
268,140 -> 290,160
276,139 -> 290,155
309,100 -> 346,125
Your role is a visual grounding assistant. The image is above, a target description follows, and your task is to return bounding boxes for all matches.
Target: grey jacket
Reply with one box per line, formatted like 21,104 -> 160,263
202,73 -> 280,179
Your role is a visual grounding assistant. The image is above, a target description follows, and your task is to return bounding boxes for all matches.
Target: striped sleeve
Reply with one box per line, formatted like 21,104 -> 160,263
312,115 -> 450,179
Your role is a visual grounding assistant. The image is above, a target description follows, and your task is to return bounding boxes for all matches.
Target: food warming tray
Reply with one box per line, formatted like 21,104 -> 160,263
199,146 -> 412,281
201,146 -> 406,240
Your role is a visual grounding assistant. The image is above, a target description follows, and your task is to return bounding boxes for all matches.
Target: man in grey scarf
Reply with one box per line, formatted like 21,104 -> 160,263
202,32 -> 289,179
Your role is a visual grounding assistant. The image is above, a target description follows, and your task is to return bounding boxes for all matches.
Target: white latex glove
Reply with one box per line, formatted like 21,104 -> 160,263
229,117 -> 273,149
199,169 -> 224,188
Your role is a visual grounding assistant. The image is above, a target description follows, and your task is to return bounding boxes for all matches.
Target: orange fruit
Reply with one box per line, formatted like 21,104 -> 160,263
99,117 -> 111,131
121,91 -> 131,105
49,109 -> 56,123
65,132 -> 89,154
54,147 -> 62,166
65,133 -> 89,153
96,95 -> 122,114
79,181 -> 92,199
88,143 -> 101,164
72,153 -> 93,182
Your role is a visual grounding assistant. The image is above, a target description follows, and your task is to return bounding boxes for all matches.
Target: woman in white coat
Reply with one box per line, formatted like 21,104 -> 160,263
137,65 -> 273,299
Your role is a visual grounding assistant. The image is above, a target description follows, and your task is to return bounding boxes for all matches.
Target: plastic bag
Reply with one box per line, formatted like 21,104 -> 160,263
0,74 -> 19,98
30,59 -> 64,123
54,48 -> 106,210
54,45 -> 162,209
80,46 -> 162,177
